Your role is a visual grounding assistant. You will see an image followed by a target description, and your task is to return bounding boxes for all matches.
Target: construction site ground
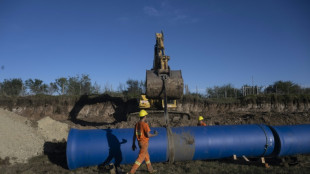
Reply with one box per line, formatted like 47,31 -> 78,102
0,107 -> 310,174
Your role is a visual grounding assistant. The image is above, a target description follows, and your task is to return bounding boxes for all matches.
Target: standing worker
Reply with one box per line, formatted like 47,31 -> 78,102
198,116 -> 207,126
127,110 -> 158,174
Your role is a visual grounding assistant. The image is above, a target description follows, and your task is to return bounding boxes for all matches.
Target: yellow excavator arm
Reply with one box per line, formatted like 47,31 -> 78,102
153,31 -> 170,74
146,31 -> 184,100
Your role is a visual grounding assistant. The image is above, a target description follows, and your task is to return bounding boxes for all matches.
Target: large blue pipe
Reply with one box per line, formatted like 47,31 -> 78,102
66,127 -> 168,170
66,124 -> 310,170
271,124 -> 310,156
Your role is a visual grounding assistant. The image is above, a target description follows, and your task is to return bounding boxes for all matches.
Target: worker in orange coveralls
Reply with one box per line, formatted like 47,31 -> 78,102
198,116 -> 207,126
127,109 -> 158,174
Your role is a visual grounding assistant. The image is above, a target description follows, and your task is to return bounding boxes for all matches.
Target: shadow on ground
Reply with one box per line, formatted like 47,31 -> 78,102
69,94 -> 139,127
44,141 -> 68,169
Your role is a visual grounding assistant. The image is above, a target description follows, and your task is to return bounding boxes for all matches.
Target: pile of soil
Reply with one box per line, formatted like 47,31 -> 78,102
0,108 -> 44,164
37,116 -> 69,142
0,108 -> 69,165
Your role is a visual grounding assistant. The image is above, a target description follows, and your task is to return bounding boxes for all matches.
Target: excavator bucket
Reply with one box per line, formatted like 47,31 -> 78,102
146,70 -> 183,99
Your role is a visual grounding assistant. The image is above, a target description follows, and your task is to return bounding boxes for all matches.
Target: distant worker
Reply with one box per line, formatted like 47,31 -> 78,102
198,116 -> 207,126
127,110 -> 158,174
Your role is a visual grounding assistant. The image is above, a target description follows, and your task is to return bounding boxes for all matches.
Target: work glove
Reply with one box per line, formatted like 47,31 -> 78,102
153,130 -> 158,136
132,144 -> 137,151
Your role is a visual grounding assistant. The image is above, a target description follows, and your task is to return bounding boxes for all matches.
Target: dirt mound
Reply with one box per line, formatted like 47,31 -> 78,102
0,108 -> 45,164
37,116 -> 69,142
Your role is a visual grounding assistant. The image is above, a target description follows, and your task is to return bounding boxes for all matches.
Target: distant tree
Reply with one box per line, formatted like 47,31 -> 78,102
265,86 -> 275,94
67,74 -> 92,95
41,83 -> 49,94
48,82 -> 58,95
91,82 -> 101,94
25,78 -> 48,95
80,74 -> 92,94
124,79 -> 142,98
206,87 -> 216,98
67,76 -> 80,95
303,87 -> 310,95
207,84 -> 240,98
117,83 -> 126,93
55,77 -> 68,95
0,78 -> 23,96
103,82 -> 112,93
265,81 -> 301,95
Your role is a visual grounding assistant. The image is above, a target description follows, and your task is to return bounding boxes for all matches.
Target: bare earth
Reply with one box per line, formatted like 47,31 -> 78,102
0,108 -> 310,174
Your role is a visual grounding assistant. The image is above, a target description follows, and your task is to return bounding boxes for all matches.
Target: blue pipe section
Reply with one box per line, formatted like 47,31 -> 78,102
66,124 -> 310,170
67,127 -> 167,170
271,124 -> 310,156
173,125 -> 275,161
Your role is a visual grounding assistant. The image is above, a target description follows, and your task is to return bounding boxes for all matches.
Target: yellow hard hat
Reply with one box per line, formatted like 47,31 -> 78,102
139,109 -> 148,117
198,116 -> 204,121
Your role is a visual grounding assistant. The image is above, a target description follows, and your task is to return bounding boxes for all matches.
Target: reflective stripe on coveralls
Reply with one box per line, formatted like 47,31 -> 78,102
130,142 -> 153,173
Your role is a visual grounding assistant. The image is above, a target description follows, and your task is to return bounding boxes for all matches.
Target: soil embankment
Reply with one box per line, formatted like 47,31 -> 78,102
1,95 -> 309,125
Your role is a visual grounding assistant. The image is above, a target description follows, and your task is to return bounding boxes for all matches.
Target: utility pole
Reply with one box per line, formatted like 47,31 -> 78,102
257,86 -> 259,95
242,86 -> 244,96
252,76 -> 254,95
196,86 -> 198,94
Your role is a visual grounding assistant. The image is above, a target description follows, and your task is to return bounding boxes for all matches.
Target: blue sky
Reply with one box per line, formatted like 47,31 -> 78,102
1,0 -> 309,93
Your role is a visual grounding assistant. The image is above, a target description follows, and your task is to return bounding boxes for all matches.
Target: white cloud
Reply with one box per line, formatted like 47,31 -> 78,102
174,14 -> 188,21
171,10 -> 199,24
142,4 -> 199,24
143,6 -> 160,16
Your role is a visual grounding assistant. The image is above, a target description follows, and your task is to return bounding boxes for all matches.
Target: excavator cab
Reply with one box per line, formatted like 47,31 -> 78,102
139,94 -> 177,110
139,94 -> 151,109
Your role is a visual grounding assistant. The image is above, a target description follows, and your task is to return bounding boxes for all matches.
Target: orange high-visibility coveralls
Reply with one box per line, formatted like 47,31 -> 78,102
198,121 -> 207,126
129,121 -> 154,174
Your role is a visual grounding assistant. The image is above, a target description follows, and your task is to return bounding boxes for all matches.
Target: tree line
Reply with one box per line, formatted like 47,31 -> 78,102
1,74 -> 309,99
205,81 -> 310,98
0,74 -> 144,98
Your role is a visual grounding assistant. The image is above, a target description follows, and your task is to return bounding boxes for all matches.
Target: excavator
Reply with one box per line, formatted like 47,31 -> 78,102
145,31 -> 183,100
129,31 -> 189,125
